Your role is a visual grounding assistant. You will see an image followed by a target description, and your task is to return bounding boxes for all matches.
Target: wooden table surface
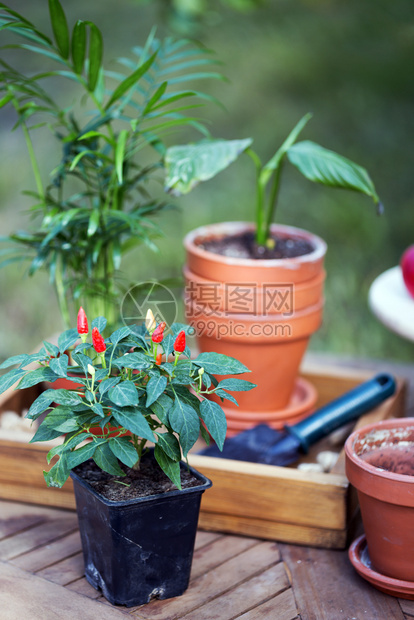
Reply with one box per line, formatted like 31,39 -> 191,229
1,353 -> 414,619
0,497 -> 413,620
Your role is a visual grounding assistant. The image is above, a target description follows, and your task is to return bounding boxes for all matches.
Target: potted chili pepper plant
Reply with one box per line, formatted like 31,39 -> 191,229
164,116 -> 382,431
0,0 -> 223,331
0,307 -> 255,606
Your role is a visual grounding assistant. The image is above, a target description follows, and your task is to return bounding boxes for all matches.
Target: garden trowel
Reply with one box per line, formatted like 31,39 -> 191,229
200,374 -> 396,465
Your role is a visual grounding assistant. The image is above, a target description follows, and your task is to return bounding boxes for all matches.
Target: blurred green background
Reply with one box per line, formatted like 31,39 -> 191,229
1,0 -> 413,362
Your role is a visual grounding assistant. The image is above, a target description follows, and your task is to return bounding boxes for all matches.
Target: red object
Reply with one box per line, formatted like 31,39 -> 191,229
155,353 -> 162,365
92,327 -> 106,353
152,322 -> 166,343
174,330 -> 186,353
401,245 -> 414,298
77,306 -> 89,334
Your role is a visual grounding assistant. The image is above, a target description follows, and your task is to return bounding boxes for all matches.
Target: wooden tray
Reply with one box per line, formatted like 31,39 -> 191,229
0,363 -> 406,549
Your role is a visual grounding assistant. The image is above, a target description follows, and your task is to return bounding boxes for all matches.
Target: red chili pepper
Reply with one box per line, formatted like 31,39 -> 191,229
151,321 -> 166,343
77,306 -> 88,335
174,330 -> 186,353
155,352 -> 162,366
92,327 -> 106,353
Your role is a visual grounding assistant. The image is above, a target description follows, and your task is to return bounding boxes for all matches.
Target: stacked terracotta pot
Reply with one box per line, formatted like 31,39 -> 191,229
184,222 -> 326,435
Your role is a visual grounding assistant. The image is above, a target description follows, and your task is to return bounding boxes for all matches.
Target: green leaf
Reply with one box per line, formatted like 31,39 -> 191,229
154,444 -> 181,489
155,432 -> 181,461
0,354 -> 30,370
44,454 -> 70,488
214,389 -> 238,406
42,341 -> 59,357
165,138 -> 252,195
51,389 -> 84,406
57,328 -> 79,354
169,396 -> 200,457
27,389 -> 56,419
111,407 -> 155,441
115,129 -> 128,184
105,51 -> 157,110
99,377 -> 120,395
146,374 -> 168,407
109,437 -> 139,468
91,316 -> 107,333
216,378 -> 257,392
30,422 -> 62,443
17,367 -> 58,390
49,354 -> 69,377
109,326 -> 131,346
93,443 -> 125,476
48,0 -> 69,59
66,441 -> 97,469
91,402 -> 104,417
192,352 -> 250,376
41,407 -> 80,433
112,352 -> 152,370
108,381 -> 139,407
287,141 -> 380,205
87,209 -> 100,237
262,112 -> 312,178
88,22 -> 103,92
199,399 -> 227,451
150,393 -> 173,425
143,81 -> 167,115
71,20 -> 86,74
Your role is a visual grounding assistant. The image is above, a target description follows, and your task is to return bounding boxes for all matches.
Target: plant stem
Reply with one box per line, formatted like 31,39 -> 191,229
21,122 -> 45,202
264,157 -> 285,243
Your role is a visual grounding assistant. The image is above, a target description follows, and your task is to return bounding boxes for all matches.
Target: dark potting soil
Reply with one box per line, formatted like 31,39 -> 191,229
197,230 -> 314,260
72,453 -> 202,502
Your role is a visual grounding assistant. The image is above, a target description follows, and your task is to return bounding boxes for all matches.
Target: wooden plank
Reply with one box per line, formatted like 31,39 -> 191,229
35,551 -> 85,585
194,530 -> 222,550
0,500 -> 69,539
279,543 -> 406,620
197,511 -> 347,549
236,587 -> 298,620
67,577 -> 103,600
0,560 -> 128,619
0,515 -> 77,560
178,563 -> 290,620
0,442 -> 76,509
130,541 -> 281,619
191,535 -> 259,580
399,599 -> 414,618
11,530 -> 82,572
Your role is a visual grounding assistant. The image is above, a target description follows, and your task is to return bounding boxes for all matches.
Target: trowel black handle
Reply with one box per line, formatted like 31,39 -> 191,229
287,373 -> 396,452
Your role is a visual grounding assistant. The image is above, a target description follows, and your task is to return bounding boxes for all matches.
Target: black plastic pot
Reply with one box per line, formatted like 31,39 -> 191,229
70,458 -> 212,607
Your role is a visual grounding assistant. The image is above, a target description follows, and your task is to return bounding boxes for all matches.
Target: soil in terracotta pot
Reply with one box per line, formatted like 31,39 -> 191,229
73,452 -> 201,502
360,443 -> 414,476
197,230 -> 314,260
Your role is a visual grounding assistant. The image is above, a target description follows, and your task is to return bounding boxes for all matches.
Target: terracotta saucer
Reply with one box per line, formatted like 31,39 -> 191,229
223,376 -> 318,422
349,534 -> 414,600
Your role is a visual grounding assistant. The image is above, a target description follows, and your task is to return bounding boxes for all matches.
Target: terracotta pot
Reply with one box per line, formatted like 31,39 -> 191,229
345,418 -> 414,582
184,222 -> 326,416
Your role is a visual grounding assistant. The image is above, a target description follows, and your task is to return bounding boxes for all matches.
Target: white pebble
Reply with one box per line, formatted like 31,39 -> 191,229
297,462 -> 324,473
316,451 -> 340,472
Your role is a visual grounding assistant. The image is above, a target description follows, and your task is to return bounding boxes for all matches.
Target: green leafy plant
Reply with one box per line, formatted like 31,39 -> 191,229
0,307 -> 255,488
0,0 -> 223,328
164,113 -> 382,247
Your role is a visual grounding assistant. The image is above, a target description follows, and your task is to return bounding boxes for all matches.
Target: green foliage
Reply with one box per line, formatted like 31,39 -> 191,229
0,311 -> 255,489
0,0 -> 222,329
164,114 -> 381,246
